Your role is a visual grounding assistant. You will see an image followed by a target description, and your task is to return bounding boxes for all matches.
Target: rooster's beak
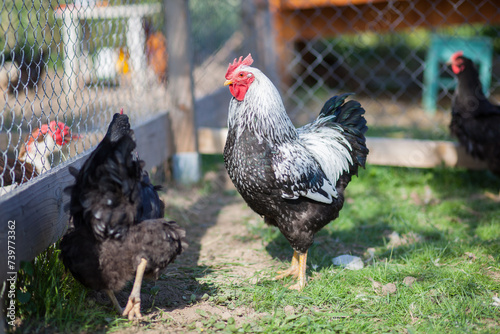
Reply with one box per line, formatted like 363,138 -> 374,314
224,80 -> 232,86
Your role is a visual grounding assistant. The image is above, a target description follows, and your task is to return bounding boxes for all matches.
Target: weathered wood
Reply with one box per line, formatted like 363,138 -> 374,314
164,0 -> 198,154
196,127 -> 488,170
366,137 -> 487,169
241,0 -> 277,80
0,112 -> 171,285
133,113 -> 172,168
0,153 -> 89,286
198,127 -> 229,154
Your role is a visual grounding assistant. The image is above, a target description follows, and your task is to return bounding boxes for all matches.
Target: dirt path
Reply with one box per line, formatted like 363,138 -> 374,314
112,169 -> 277,333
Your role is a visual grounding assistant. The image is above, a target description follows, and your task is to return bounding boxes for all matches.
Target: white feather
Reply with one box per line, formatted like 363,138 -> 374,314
298,124 -> 353,187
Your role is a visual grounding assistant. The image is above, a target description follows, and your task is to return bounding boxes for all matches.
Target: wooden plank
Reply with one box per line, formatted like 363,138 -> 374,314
133,113 -> 172,169
198,127 -> 228,154
164,0 -> 198,154
366,137 -> 487,169
196,127 -> 488,170
271,0 -> 389,11
0,112 -> 171,285
241,0 -> 278,80
0,153 -> 89,285
271,0 -> 500,40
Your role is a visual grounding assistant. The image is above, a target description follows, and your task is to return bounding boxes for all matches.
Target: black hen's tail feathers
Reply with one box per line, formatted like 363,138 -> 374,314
66,113 -> 163,241
70,134 -> 141,240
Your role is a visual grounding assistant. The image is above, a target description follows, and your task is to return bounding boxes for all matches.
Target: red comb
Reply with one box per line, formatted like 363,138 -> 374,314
225,54 -> 254,79
120,108 -> 124,115
450,51 -> 463,62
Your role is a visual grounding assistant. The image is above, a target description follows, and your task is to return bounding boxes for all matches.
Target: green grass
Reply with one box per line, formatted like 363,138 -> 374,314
9,244 -> 124,333
199,165 -> 500,333
366,125 -> 452,141
7,163 -> 500,333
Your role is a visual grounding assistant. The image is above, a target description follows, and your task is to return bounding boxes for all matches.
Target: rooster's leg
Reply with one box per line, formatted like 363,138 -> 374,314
123,257 -> 147,320
105,289 -> 123,314
274,250 -> 300,280
287,251 -> 308,291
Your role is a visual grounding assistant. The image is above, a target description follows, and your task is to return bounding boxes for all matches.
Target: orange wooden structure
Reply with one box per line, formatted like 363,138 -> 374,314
268,0 -> 500,80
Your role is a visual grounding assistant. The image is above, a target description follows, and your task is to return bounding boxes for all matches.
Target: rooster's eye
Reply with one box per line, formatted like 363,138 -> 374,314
239,73 -> 244,77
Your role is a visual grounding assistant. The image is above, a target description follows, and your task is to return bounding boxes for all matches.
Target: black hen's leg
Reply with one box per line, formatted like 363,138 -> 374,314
105,289 -> 123,314
123,258 -> 147,320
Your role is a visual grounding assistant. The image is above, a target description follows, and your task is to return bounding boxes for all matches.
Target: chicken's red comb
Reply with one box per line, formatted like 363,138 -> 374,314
450,51 -> 464,62
225,54 -> 254,79
120,108 -> 124,115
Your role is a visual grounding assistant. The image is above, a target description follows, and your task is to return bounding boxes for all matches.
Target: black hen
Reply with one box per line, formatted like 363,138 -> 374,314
223,54 -> 368,290
60,112 -> 187,319
449,51 -> 500,175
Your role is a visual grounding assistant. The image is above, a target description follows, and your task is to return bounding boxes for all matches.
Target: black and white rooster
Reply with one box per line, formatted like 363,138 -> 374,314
448,51 -> 500,175
60,111 -> 187,319
223,54 -> 368,290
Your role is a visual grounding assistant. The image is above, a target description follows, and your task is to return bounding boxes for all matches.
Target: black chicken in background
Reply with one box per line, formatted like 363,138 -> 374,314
448,51 -> 500,175
60,110 -> 187,319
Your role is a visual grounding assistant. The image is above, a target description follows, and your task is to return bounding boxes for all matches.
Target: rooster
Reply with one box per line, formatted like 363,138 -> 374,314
448,51 -> 500,175
0,121 -> 75,191
223,54 -> 368,290
60,111 -> 187,319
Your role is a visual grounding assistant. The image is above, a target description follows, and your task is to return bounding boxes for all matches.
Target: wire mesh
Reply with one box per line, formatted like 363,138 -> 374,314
269,0 -> 500,136
189,0 -> 500,140
2,0 -> 500,195
0,0 -> 168,195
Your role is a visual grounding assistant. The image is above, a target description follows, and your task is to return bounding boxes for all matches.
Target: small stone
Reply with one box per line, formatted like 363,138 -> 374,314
403,276 -> 417,287
332,255 -> 364,270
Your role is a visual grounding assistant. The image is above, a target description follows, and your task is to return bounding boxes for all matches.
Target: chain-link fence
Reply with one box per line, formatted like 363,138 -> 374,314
0,0 -> 169,193
190,0 -> 500,139
2,0 -> 499,194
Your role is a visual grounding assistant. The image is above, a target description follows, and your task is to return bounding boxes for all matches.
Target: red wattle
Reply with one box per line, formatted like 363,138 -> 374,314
229,84 -> 248,101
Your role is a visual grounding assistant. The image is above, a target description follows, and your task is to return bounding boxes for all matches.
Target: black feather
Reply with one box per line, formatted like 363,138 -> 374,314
450,55 -> 500,175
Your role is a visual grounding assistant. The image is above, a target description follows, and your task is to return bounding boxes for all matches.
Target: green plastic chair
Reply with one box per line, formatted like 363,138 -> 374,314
422,35 -> 493,114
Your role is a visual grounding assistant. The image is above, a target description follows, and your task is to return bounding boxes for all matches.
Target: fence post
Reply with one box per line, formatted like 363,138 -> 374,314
164,0 -> 200,184
241,0 -> 277,82
61,9 -> 80,92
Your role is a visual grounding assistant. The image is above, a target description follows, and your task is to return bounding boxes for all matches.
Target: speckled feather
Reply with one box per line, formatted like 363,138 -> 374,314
224,65 -> 368,253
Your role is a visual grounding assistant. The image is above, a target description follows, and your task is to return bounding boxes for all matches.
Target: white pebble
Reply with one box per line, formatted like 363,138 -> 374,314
332,255 -> 364,270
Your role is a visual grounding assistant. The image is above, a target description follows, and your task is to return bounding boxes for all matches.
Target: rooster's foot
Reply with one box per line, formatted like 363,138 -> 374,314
274,265 -> 300,280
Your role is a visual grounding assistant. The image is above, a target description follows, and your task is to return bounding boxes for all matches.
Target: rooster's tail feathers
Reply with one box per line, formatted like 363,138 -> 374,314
318,93 -> 369,170
319,93 -> 368,136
